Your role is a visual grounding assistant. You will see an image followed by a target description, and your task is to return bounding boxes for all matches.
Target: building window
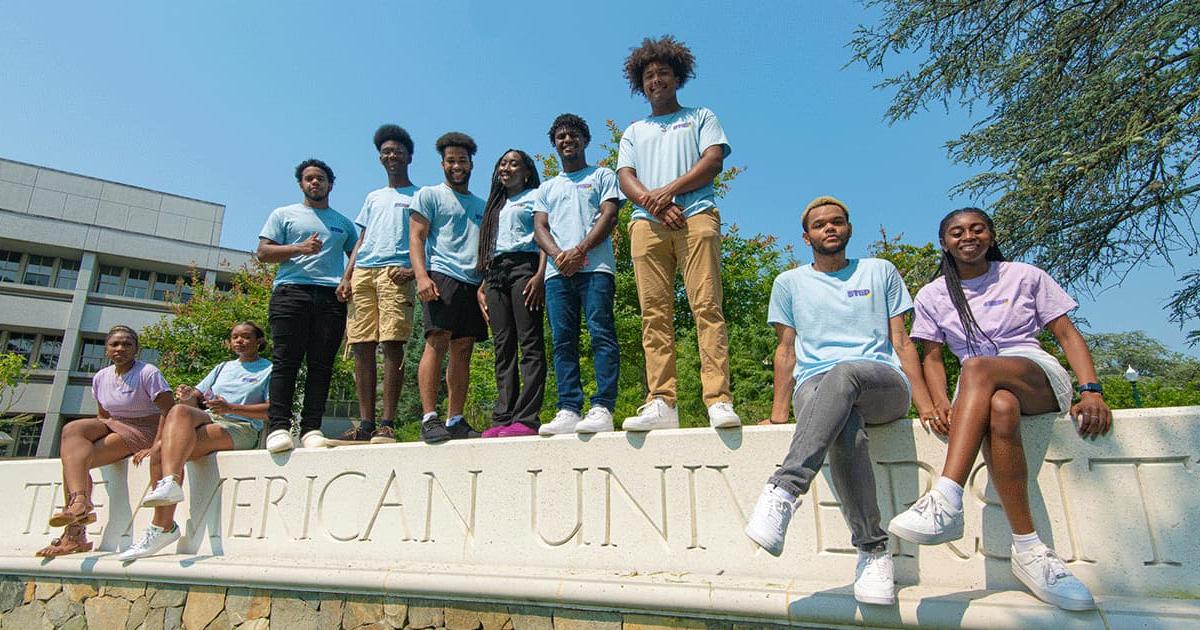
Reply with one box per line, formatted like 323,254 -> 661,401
35,335 -> 62,369
0,331 -> 65,370
0,250 -> 20,283
22,255 -> 54,287
0,416 -> 43,458
178,284 -> 194,303
152,273 -> 181,301
3,332 -> 35,363
54,260 -> 80,290
77,338 -> 109,372
123,269 -> 151,299
95,265 -> 123,295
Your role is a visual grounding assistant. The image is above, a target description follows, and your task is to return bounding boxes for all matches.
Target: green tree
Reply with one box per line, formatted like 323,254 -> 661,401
0,352 -> 35,425
852,0 -> 1200,343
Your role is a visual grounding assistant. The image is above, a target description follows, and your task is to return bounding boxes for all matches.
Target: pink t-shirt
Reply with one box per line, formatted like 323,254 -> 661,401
91,361 -> 170,419
911,261 -> 1077,359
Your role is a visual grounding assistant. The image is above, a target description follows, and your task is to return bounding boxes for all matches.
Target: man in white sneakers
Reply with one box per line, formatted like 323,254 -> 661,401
616,36 -> 740,431
742,196 -> 937,606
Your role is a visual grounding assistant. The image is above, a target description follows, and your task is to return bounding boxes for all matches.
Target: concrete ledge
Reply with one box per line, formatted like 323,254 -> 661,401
1,407 -> 1197,628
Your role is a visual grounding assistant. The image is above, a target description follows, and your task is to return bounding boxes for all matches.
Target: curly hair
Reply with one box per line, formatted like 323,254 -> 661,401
547,113 -> 591,146
294,158 -> 335,184
623,35 -> 696,95
435,132 -> 478,157
373,124 -> 414,154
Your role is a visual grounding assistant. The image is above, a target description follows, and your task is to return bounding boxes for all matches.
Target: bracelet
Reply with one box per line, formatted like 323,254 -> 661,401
1077,382 -> 1104,395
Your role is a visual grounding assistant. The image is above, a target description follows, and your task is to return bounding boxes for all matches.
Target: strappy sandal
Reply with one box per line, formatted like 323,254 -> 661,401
48,492 -> 96,528
34,524 -> 93,557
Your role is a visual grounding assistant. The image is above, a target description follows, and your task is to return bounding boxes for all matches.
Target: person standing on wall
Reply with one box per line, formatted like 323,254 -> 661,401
616,35 -> 741,431
743,197 -> 938,606
337,125 -> 420,444
409,133 -> 488,444
475,149 -> 547,438
257,159 -> 356,453
533,114 -> 622,436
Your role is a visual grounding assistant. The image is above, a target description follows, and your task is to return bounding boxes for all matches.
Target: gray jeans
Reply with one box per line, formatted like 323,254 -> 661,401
768,360 -> 911,550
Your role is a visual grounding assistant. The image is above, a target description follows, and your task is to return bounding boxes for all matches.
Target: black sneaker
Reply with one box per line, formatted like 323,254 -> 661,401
421,417 -> 452,444
446,419 -> 480,440
370,426 -> 397,444
338,425 -> 370,442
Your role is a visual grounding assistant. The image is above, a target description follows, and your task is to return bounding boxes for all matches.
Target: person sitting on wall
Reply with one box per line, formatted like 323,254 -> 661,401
888,207 -> 1111,611
118,321 -> 272,561
743,197 -> 937,606
36,325 -> 174,558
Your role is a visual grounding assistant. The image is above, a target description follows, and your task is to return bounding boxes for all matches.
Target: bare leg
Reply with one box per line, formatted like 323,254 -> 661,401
986,390 -> 1039,534
380,341 -> 405,422
156,405 -> 213,480
59,418 -> 128,495
419,332 -> 450,415
446,338 -> 475,417
150,423 -> 233,529
352,342 -> 378,422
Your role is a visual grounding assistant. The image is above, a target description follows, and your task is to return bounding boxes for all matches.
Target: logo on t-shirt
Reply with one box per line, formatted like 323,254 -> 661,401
241,376 -> 260,383
847,289 -> 872,298
330,227 -> 346,234
984,298 -> 1009,307
393,202 -> 410,209
576,183 -> 593,190
671,121 -> 694,131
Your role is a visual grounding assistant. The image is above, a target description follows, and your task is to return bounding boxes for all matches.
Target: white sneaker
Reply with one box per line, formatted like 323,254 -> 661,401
622,398 -> 679,432
887,490 -> 964,545
743,484 -> 800,557
1011,544 -> 1095,611
141,475 -> 185,507
265,429 -> 294,453
117,523 -> 181,561
539,409 -> 581,436
300,430 -> 329,449
854,548 -> 896,605
707,401 -> 741,428
576,407 -> 615,433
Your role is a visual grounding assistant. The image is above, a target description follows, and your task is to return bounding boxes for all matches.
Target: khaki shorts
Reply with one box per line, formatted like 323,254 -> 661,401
210,414 -> 261,450
346,266 -> 416,344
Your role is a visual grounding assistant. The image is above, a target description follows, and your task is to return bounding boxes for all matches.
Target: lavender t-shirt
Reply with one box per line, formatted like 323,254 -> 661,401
91,361 -> 170,418
911,261 -> 1077,359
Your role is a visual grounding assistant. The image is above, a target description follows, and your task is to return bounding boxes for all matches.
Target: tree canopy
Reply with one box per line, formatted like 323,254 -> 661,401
852,0 -> 1200,343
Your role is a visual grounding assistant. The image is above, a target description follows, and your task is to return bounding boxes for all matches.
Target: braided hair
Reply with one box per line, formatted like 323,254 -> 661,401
932,208 -> 1006,357
476,150 -> 540,273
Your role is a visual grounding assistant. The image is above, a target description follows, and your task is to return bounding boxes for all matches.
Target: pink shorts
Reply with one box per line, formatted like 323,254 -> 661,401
103,416 -> 159,452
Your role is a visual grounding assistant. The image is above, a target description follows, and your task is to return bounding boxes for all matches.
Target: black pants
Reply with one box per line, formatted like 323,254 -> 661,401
268,284 -> 347,433
484,253 -> 546,428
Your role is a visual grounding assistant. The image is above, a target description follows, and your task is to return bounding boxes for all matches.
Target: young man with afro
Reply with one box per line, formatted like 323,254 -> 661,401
335,124 -> 420,444
616,36 -> 741,431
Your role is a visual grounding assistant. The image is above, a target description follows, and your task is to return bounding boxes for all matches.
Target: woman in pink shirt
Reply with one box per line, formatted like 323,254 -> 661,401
36,325 -> 174,557
888,208 -> 1111,611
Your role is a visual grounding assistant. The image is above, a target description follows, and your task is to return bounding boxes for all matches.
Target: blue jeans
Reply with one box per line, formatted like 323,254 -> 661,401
545,272 -> 619,413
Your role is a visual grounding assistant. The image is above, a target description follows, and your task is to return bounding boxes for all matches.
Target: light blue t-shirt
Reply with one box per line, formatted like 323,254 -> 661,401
616,106 -> 731,223
768,258 -> 914,390
411,183 -> 485,285
533,166 -> 620,280
354,185 -> 419,268
493,188 -> 539,255
259,203 -> 356,288
195,358 -> 272,430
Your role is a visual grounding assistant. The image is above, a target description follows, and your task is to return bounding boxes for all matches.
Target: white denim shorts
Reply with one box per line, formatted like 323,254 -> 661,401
953,347 -> 1073,413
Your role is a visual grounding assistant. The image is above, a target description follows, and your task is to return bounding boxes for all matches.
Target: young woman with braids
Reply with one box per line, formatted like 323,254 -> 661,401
888,208 -> 1111,611
37,325 -> 174,557
474,150 -> 547,437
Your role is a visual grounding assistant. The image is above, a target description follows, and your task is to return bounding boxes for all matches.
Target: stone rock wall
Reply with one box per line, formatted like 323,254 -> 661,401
0,575 -> 789,630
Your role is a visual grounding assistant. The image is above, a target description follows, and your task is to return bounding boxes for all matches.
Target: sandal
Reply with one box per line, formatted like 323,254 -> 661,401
35,524 -> 93,557
48,492 -> 96,528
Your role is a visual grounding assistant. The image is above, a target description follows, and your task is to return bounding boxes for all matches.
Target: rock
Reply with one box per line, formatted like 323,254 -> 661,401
2,601 -> 51,630
182,585 -> 225,629
224,588 -> 270,624
62,579 -> 99,603
85,596 -> 132,630
314,593 -> 342,629
406,602 -> 443,629
149,585 -> 188,609
34,579 -> 62,601
0,577 -> 25,612
507,605 -> 553,630
341,594 -> 383,629
60,616 -> 88,630
551,609 -> 621,630
622,615 -> 713,630
23,581 -> 35,603
165,605 -> 184,630
203,610 -> 233,630
269,595 -> 319,630
238,619 -> 270,630
141,607 -> 166,630
126,596 -> 149,630
103,581 -> 147,601
382,598 -> 407,628
444,602 -> 509,630
45,592 -> 85,626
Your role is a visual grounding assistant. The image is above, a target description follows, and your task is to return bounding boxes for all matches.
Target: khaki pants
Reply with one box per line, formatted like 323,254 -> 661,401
630,209 -> 731,406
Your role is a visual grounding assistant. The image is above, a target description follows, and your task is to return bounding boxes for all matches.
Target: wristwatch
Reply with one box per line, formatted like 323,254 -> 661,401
1077,382 -> 1104,395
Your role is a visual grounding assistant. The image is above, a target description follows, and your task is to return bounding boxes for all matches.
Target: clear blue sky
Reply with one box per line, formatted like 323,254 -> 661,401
1,1 -> 1192,354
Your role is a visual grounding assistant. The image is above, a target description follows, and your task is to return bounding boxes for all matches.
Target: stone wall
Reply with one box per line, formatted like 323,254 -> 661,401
0,575 -> 785,630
